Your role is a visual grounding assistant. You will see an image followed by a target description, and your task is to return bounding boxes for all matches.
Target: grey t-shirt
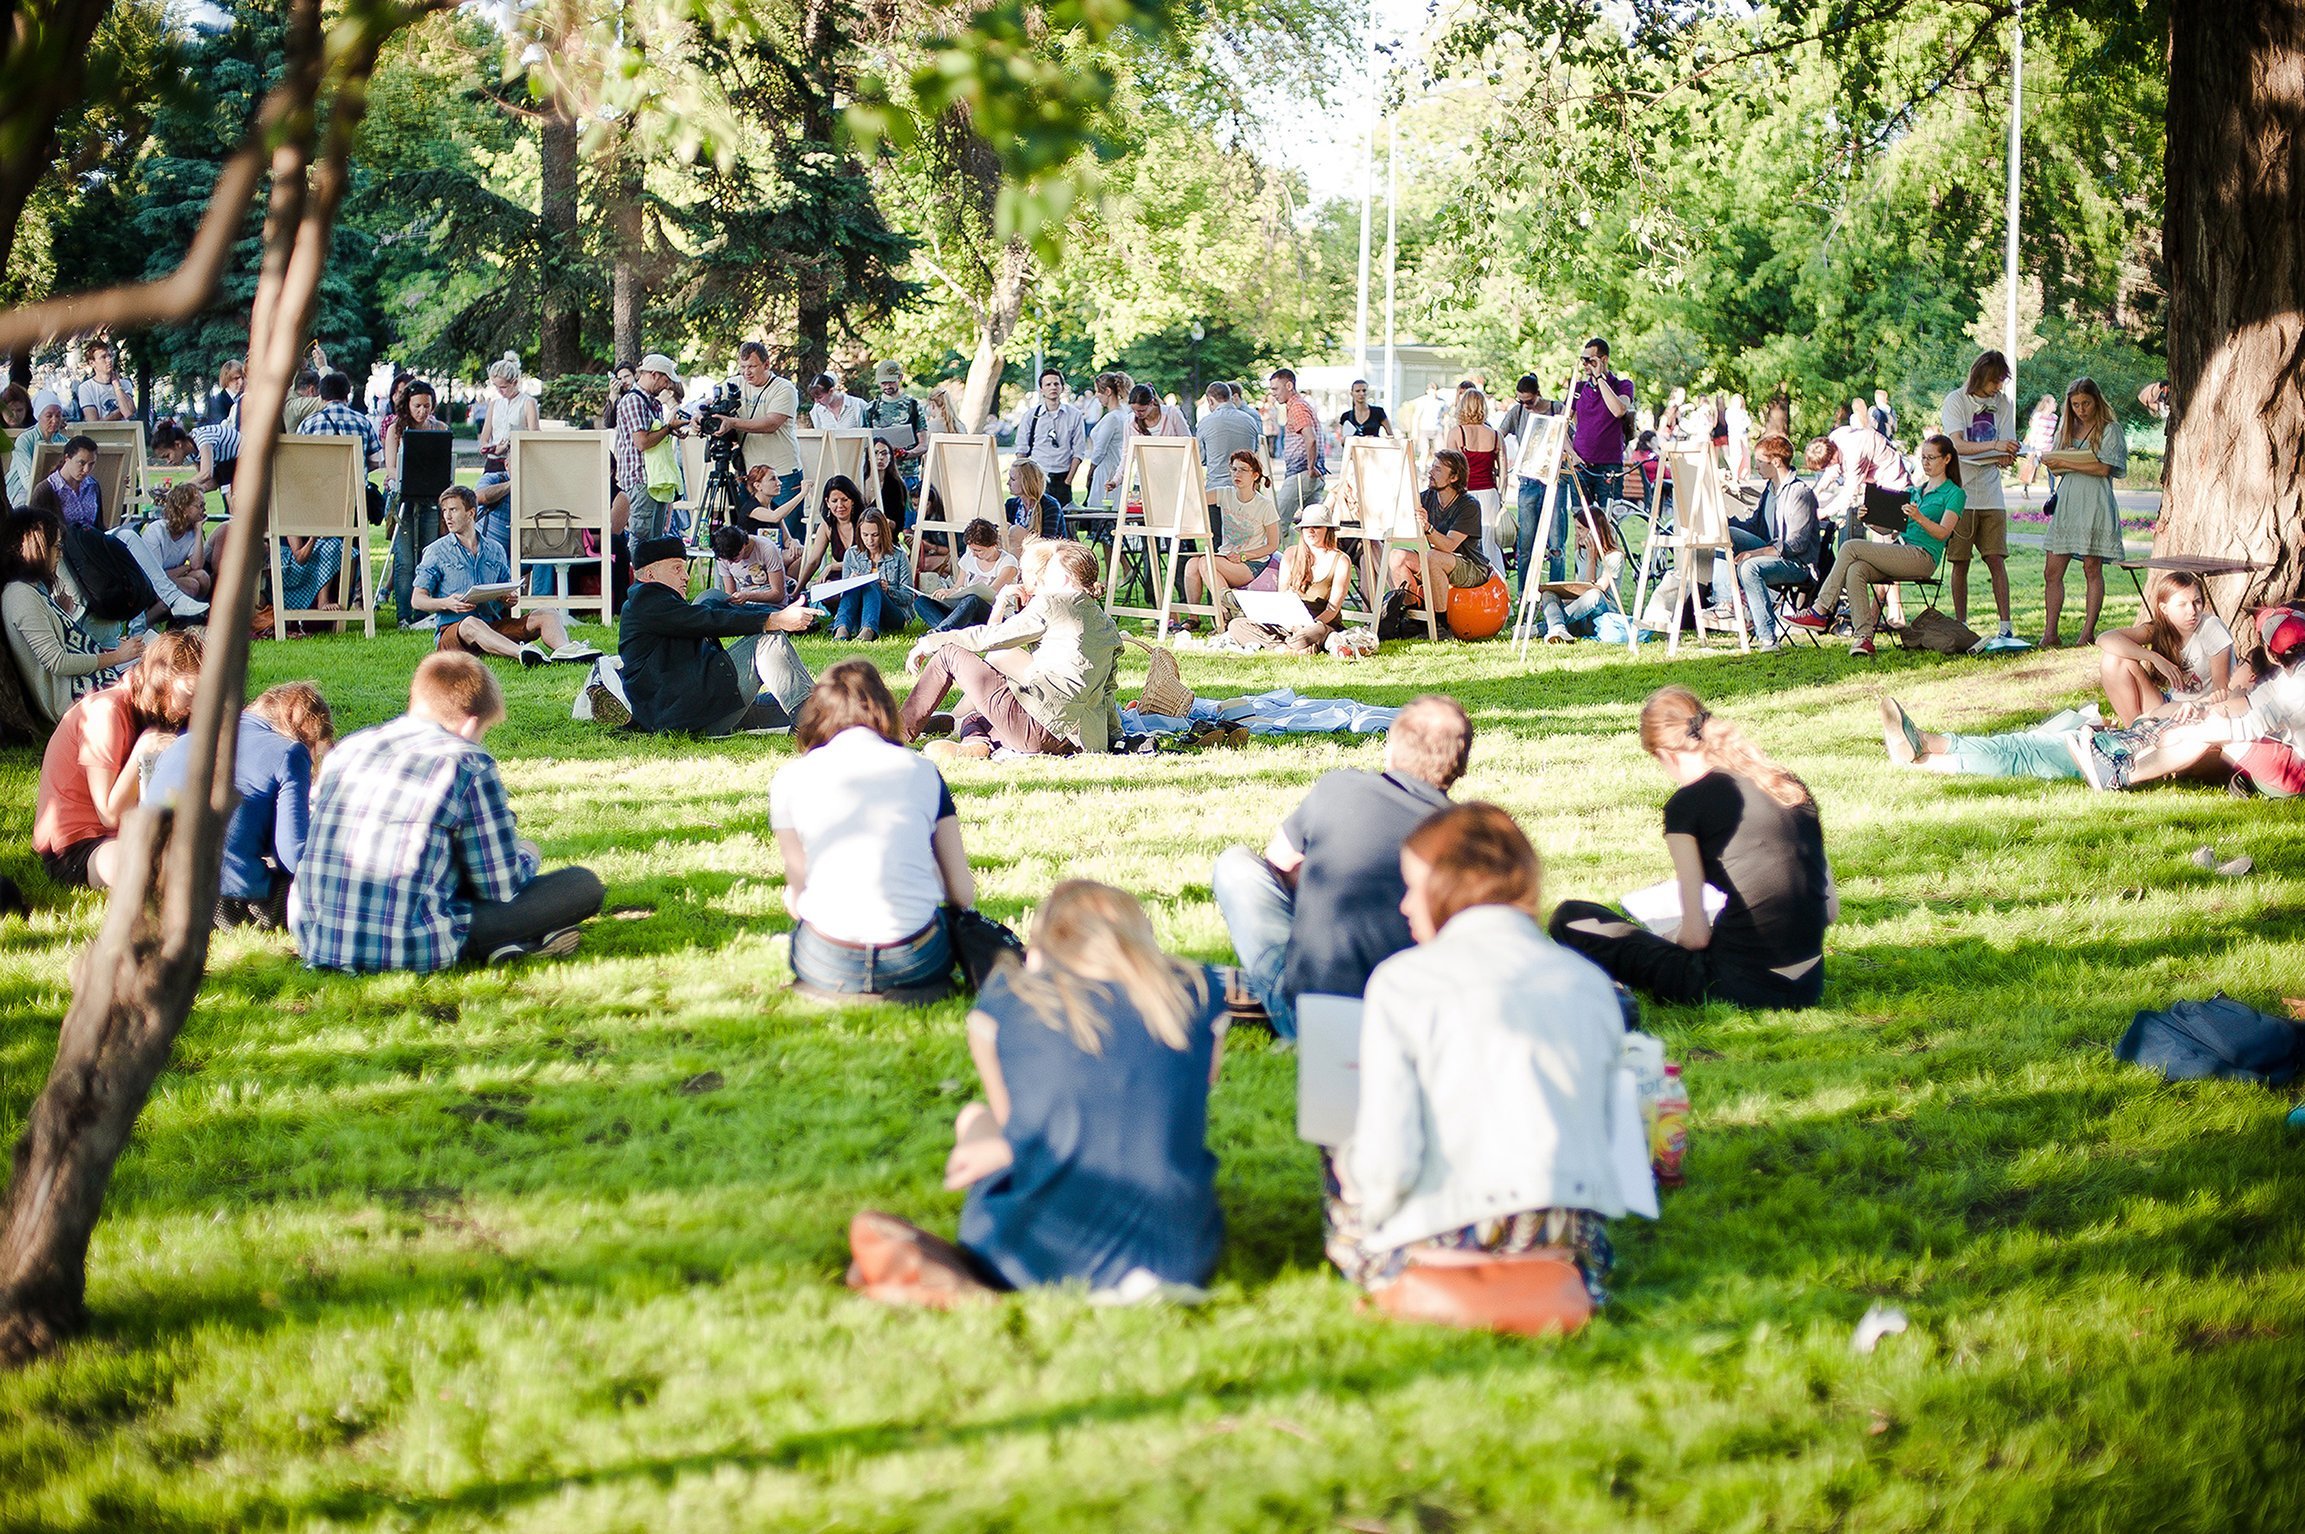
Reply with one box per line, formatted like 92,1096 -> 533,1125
1279,769 -> 1450,1003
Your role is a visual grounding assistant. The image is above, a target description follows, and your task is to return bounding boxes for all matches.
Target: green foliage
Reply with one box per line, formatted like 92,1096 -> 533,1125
536,372 -> 613,424
1,552 -> 2301,1527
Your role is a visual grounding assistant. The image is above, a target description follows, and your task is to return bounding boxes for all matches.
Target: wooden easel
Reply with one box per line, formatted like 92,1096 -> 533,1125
266,434 -> 375,640
1511,413 -> 1585,656
795,427 -> 872,523
507,429 -> 614,624
1343,437 -> 1438,641
907,433 -> 1002,583
73,422 -> 148,520
1626,441 -> 1751,657
1104,437 -> 1218,631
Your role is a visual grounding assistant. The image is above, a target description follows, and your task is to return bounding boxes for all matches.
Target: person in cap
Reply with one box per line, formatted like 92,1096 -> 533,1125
598,533 -> 817,735
614,354 -> 684,555
1878,605 -> 2305,794
1223,496 -> 1356,653
7,391 -> 69,508
862,360 -> 928,493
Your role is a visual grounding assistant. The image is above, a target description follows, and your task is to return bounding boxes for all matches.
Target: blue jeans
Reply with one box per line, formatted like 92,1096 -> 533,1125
835,582 -> 885,633
914,592 -> 990,633
1514,476 -> 1567,592
1212,845 -> 1297,1039
1736,554 -> 1813,644
1574,463 -> 1625,517
790,914 -> 952,995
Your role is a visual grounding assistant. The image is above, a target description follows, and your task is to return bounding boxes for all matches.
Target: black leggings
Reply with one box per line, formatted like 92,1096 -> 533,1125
461,866 -> 606,958
1548,899 -> 1822,1010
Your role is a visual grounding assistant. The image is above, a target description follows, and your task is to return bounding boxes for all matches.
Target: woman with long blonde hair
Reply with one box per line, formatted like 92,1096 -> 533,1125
845,880 -> 1226,1303
2096,567 -> 2234,726
2040,375 -> 2126,647
1441,387 -> 1505,564
1550,686 -> 1832,1009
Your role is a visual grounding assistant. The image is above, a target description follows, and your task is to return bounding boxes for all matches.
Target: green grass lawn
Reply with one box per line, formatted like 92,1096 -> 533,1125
2,550 -> 2301,1531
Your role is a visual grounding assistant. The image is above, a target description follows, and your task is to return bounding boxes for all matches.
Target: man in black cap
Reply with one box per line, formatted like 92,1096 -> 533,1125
596,534 -> 816,734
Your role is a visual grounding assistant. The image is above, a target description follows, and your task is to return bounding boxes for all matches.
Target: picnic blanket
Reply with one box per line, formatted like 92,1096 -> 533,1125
1122,687 -> 1396,739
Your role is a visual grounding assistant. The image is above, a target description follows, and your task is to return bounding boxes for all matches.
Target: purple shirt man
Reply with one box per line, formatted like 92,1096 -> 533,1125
1568,339 -> 1635,467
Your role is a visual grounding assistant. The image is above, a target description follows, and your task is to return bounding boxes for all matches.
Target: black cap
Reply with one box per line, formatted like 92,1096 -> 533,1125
633,536 -> 686,568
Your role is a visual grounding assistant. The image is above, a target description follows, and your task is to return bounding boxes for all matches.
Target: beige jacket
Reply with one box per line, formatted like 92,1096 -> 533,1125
945,589 -> 1122,753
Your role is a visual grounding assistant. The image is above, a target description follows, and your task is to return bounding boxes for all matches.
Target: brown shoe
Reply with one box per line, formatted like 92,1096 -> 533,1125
846,1210 -> 997,1309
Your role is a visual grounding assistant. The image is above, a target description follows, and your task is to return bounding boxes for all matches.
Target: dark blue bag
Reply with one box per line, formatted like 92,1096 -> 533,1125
2114,993 -> 2305,1085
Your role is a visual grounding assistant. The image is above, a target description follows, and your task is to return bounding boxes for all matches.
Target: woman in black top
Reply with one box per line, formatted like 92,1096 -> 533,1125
1550,685 -> 1832,1008
1337,379 -> 1392,438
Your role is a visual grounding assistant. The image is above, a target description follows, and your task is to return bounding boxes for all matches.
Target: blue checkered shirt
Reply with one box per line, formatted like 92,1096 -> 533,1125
289,715 -> 538,972
298,399 -> 382,463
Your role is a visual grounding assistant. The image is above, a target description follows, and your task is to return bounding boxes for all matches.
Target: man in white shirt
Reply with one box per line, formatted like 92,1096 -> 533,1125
808,373 -> 865,430
1940,350 -> 2020,640
75,342 -> 129,422
718,342 -> 801,533
1012,368 -> 1087,507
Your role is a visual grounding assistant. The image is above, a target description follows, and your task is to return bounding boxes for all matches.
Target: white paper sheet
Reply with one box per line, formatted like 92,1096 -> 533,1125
1619,878 -> 1729,940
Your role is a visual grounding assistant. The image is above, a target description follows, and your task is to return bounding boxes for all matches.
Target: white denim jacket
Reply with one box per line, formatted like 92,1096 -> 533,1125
1350,905 -> 1628,1250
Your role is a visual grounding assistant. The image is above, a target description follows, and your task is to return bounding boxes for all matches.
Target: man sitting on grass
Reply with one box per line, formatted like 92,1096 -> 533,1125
291,651 -> 603,970
1210,694 -> 1472,1038
413,486 -> 598,668
597,533 -> 815,735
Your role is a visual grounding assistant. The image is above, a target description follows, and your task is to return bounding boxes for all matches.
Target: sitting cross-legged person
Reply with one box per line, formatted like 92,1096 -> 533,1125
147,681 -> 334,929
291,651 -> 604,970
844,880 -> 1227,1306
899,539 -> 1122,763
413,486 -> 599,668
31,630 -> 204,892
604,534 -> 816,735
770,661 -> 977,1000
829,508 -> 914,641
911,518 -> 1019,636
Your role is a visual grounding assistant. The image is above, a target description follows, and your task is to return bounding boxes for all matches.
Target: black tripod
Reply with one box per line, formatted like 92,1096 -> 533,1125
688,444 -> 749,552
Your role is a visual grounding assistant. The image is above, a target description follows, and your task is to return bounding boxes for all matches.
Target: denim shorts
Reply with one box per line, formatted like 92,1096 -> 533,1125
790,913 -> 953,996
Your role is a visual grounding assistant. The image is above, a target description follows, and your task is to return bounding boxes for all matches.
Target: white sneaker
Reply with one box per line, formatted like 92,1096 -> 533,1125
518,642 -> 549,669
550,641 -> 601,663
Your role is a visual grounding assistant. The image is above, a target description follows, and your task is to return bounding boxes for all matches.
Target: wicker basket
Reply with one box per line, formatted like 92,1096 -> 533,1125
1125,635 -> 1194,717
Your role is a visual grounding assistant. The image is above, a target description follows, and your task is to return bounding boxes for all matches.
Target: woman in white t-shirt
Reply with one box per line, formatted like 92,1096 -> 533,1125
1181,450 -> 1279,626
915,518 -> 1019,634
770,661 -> 976,999
2097,569 -> 2234,726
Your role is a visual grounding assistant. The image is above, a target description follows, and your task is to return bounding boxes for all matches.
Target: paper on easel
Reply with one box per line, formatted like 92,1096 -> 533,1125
807,572 -> 878,605
1620,879 -> 1729,940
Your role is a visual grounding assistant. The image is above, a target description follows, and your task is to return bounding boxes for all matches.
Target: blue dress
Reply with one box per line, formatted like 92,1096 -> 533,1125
960,966 -> 1225,1290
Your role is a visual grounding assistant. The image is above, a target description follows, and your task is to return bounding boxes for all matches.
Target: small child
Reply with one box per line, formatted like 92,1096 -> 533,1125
833,509 -> 915,641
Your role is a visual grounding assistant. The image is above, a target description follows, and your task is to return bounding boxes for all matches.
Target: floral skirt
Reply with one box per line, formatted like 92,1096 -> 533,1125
1322,1153 -> 1614,1304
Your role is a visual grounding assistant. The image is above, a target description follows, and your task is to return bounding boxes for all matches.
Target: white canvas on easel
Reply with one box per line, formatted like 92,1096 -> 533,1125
1511,413 -> 1582,655
1103,436 -> 1216,630
266,434 -> 374,640
1626,442 -> 1752,657
795,428 -> 871,524
507,430 -> 613,624
1343,437 -> 1438,641
908,433 -> 1002,584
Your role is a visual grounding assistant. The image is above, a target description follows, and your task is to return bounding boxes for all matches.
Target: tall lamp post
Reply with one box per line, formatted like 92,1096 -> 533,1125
1188,321 -> 1205,425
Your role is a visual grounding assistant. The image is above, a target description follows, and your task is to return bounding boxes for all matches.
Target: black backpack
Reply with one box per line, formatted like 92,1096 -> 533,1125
62,524 -> 159,621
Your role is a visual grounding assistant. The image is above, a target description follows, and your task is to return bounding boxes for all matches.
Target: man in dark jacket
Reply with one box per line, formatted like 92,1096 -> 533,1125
596,535 -> 815,734
1734,431 -> 1823,649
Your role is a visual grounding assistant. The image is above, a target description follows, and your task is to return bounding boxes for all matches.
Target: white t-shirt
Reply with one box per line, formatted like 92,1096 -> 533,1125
2244,663 -> 2305,745
76,378 -> 125,420
1940,389 -> 2014,511
952,547 -> 1018,588
769,726 -> 956,944
741,377 -> 801,479
2176,615 -> 2235,696
714,531 -> 784,595
810,394 -> 865,431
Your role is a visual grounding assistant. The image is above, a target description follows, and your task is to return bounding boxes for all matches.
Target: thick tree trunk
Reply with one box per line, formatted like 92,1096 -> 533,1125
2156,0 -> 2305,610
604,121 -> 642,369
539,102 -> 583,378
0,0 -> 393,1366
959,240 -> 1030,434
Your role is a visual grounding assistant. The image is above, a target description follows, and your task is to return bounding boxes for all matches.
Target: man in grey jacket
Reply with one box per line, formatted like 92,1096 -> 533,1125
1735,431 -> 1823,649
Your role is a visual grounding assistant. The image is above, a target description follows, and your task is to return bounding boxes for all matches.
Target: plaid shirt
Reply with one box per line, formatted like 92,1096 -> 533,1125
298,399 -> 382,463
289,714 -> 538,972
613,387 -> 661,493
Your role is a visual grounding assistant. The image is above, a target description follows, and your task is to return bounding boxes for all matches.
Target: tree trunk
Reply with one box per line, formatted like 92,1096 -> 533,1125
605,122 -> 642,368
0,0 -> 112,280
959,240 -> 1030,434
539,101 -> 582,378
2155,0 -> 2305,611
0,0 -> 392,1366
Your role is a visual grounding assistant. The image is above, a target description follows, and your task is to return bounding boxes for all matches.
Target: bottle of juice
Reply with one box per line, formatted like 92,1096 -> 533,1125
1620,1031 -> 1667,1135
1650,1063 -> 1690,1187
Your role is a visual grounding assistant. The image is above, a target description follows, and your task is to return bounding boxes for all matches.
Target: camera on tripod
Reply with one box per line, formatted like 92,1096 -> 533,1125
692,381 -> 745,465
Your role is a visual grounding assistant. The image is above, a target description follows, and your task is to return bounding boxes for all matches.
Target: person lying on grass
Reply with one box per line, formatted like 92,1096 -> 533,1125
771,661 -> 976,1001
1881,605 -> 2305,796
1212,694 -> 1472,1039
31,629 -> 202,892
292,651 -> 603,970
844,879 -> 1226,1306
148,681 -> 334,930
2097,568 -> 2234,727
1551,686 -> 1834,1010
413,486 -> 599,669
1328,804 -> 1626,1306
900,538 -> 1123,764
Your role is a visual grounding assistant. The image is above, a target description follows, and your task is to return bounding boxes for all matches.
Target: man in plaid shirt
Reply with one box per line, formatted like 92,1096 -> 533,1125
290,652 -> 602,971
618,354 -> 683,553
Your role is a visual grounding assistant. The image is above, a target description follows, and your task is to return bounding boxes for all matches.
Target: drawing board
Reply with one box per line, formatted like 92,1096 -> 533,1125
266,434 -> 374,639
1104,436 -> 1219,630
908,433 -> 1003,583
507,430 -> 613,623
1341,437 -> 1437,641
32,442 -> 134,531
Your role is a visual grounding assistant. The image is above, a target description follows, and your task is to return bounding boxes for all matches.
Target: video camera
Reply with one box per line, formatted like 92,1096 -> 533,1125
692,380 -> 745,464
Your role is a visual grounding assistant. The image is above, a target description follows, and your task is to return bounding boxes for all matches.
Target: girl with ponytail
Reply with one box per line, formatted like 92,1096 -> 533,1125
1549,686 -> 1833,1010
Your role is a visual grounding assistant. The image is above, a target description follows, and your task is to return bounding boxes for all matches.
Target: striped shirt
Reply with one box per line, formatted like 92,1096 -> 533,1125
289,714 -> 538,972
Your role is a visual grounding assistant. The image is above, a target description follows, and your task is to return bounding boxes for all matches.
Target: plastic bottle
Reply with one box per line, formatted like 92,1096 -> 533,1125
1650,1063 -> 1690,1188
1620,1032 -> 1668,1135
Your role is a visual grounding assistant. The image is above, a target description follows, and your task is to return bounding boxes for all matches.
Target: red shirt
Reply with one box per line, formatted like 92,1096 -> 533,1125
34,685 -> 137,855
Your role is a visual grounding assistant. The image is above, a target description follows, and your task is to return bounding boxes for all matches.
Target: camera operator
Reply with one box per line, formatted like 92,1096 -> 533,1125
615,354 -> 685,554
713,341 -> 802,537
1566,337 -> 1636,513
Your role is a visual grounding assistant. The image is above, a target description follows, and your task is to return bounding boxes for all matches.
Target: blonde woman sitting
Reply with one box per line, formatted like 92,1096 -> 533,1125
1226,499 -> 1356,653
844,879 -> 1227,1303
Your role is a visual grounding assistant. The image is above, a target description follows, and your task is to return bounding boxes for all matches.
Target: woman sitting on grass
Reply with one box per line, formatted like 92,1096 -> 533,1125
769,660 -> 975,999
1537,506 -> 1627,644
709,521 -> 792,607
1,507 -> 142,727
1182,449 -> 1280,629
2097,569 -> 2233,726
147,681 -> 334,929
845,879 -> 1225,1305
793,476 -> 865,588
1329,804 -> 1627,1305
1783,433 -> 1963,658
1551,686 -> 1832,1010
830,509 -> 914,642
31,630 -> 204,891
913,519 -> 1018,635
1227,499 -> 1356,652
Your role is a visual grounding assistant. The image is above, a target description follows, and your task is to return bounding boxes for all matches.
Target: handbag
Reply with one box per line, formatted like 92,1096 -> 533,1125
946,905 -> 1025,993
525,507 -> 586,561
1123,635 -> 1194,717
1373,1250 -> 1594,1337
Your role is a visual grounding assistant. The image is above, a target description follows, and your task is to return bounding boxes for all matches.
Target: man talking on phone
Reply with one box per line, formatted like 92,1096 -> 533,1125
1566,337 -> 1636,517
